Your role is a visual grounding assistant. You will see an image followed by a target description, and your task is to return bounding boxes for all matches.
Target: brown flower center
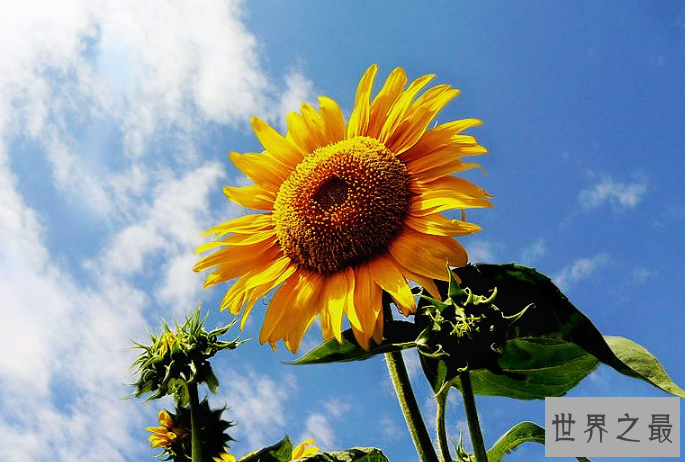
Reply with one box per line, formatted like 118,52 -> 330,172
273,136 -> 411,273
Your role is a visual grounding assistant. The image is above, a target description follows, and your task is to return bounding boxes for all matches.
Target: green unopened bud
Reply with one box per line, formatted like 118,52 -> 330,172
130,306 -> 246,403
415,267 -> 528,376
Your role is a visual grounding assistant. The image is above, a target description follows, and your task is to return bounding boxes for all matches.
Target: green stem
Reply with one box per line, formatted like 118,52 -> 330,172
459,371 -> 488,462
435,386 -> 452,462
188,382 -> 203,462
385,350 -> 439,462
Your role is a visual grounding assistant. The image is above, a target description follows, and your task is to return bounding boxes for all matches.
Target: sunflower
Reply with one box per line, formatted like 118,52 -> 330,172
146,410 -> 189,449
195,65 -> 491,352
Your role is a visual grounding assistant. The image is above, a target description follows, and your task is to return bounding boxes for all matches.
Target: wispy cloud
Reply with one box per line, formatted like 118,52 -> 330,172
465,240 -> 499,263
218,369 -> 297,451
578,176 -> 647,211
554,254 -> 610,291
0,1 -> 314,461
299,399 -> 351,450
520,238 -> 547,265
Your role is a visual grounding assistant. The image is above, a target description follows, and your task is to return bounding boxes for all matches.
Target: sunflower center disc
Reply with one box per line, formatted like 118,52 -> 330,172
273,136 -> 411,273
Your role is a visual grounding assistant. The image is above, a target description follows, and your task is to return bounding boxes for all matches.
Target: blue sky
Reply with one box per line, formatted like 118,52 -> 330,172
0,1 -> 684,461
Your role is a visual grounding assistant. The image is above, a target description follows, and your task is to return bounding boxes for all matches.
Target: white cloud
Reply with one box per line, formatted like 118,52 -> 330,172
218,369 -> 297,451
275,70 -> 317,131
0,144 -> 147,461
0,0 -> 314,217
520,239 -> 547,265
299,398 -> 351,450
578,177 -> 647,211
0,1 -> 316,461
630,267 -> 655,287
301,413 -> 336,449
465,240 -> 498,263
401,349 -> 422,380
554,254 -> 610,291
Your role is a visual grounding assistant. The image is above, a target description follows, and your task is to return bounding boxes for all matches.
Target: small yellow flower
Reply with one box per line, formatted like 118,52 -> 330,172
145,410 -> 189,449
213,452 -> 237,462
157,331 -> 176,357
291,438 -> 319,459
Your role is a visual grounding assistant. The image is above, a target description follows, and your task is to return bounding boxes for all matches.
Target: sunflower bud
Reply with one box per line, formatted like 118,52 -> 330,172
415,267 -> 528,376
131,306 -> 245,404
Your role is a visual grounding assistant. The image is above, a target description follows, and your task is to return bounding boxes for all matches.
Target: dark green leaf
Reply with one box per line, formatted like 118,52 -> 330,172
240,435 -> 292,462
454,338 -> 599,399
453,264 -> 685,398
290,321 -> 419,365
604,336 -> 685,398
487,421 -> 592,462
487,421 -> 544,462
292,447 -> 388,462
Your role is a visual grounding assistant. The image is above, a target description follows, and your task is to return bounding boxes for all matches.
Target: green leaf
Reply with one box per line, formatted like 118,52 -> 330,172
487,421 -> 592,462
487,421 -> 544,462
240,435 -> 293,462
290,321 -> 419,365
453,264 -> 685,398
292,448 -> 388,462
454,338 -> 599,399
604,336 -> 685,398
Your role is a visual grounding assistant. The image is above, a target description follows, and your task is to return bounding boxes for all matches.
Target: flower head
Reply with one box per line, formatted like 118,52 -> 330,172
196,65 -> 491,352
146,402 -> 235,461
146,410 -> 189,450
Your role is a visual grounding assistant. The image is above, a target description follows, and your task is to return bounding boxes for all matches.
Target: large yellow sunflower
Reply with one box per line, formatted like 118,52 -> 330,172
195,65 -> 491,352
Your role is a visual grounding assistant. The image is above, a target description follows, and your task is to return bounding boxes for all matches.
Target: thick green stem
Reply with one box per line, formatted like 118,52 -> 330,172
385,351 -> 439,462
459,371 -> 488,462
188,382 -> 203,462
435,387 -> 452,462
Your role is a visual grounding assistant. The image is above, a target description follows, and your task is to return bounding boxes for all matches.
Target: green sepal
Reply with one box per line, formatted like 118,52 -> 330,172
240,435 -> 293,462
290,321 -> 419,365
486,421 -> 592,462
447,265 -> 467,303
205,367 -> 220,394
292,448 -> 388,462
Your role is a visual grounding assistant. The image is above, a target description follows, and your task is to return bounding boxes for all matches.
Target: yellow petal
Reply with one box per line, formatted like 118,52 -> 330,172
199,213 -> 273,239
229,151 -> 288,189
259,273 -> 300,345
411,176 -> 493,212
351,263 -> 382,349
251,116 -> 304,168
400,118 -> 484,163
223,184 -> 275,210
320,269 -> 350,342
367,67 -> 408,138
292,439 -> 320,459
318,96 -> 345,144
368,253 -> 415,316
389,228 -> 468,280
346,64 -> 378,138
286,108 -> 322,154
193,237 -> 278,276
269,271 -> 324,352
158,410 -> 174,428
405,213 -> 482,237
378,73 -> 435,145
386,86 -> 460,154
